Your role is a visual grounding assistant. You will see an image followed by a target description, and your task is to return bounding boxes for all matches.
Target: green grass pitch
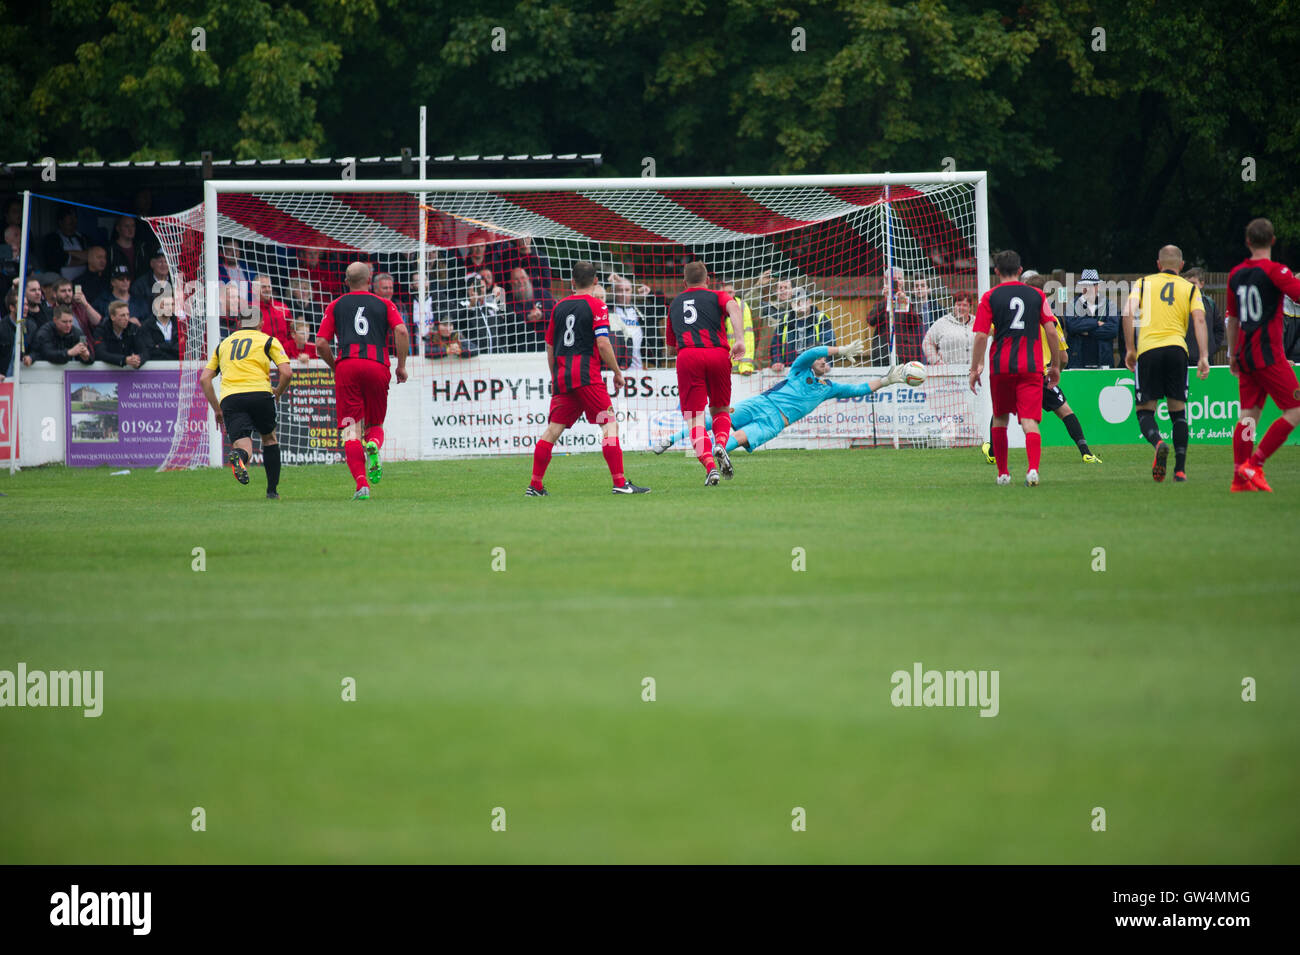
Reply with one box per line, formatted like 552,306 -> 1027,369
1,444 -> 1296,863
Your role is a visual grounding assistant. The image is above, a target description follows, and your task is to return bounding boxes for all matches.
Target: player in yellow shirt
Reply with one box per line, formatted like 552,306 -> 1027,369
1123,245 -> 1209,482
982,271 -> 1101,464
199,310 -> 292,498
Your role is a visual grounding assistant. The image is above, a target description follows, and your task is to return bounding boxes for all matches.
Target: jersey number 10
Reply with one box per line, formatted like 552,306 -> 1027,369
1235,285 -> 1263,324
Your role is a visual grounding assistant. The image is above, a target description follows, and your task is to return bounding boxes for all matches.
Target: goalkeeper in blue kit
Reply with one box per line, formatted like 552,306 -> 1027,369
653,340 -> 918,459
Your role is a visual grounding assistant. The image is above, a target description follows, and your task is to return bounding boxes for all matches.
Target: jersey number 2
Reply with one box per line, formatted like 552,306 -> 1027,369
1008,298 -> 1025,330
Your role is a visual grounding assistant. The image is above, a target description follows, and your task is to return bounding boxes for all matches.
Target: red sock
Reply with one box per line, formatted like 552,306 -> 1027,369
602,439 -> 626,487
531,439 -> 553,489
690,424 -> 715,471
1251,418 -> 1294,466
363,425 -> 384,448
344,439 -> 368,489
711,412 -> 731,453
1233,420 -> 1254,466
1026,431 -> 1041,471
992,426 -> 1009,475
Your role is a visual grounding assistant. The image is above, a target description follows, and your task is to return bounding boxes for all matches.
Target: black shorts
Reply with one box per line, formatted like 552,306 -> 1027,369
221,391 -> 277,440
1135,345 -> 1188,403
1042,378 -> 1067,413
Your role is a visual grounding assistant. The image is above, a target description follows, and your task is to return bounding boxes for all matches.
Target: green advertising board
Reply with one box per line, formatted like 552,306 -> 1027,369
1039,365 -> 1300,447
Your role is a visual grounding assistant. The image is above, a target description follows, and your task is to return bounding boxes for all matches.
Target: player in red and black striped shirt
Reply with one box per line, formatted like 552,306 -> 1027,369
316,261 -> 409,500
1226,218 -> 1300,492
526,260 -> 649,496
667,260 -> 746,485
969,249 -> 1063,486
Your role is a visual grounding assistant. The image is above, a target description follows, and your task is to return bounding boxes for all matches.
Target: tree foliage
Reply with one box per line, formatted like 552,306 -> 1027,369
3,0 -> 1296,266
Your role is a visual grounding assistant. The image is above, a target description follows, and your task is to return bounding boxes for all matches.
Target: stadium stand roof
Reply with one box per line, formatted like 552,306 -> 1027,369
0,153 -> 604,216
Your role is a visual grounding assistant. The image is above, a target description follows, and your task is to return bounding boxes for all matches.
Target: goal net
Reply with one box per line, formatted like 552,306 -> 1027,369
152,174 -> 990,469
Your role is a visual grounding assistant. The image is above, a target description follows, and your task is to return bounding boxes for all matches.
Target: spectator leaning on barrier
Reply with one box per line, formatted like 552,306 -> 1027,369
1,224 -> 23,286
1182,267 -> 1225,364
52,279 -> 97,357
31,305 -> 93,365
1065,268 -> 1119,368
95,301 -> 149,368
140,293 -> 181,361
425,316 -> 471,360
921,289 -> 976,364
41,208 -> 91,281
1,287 -> 35,378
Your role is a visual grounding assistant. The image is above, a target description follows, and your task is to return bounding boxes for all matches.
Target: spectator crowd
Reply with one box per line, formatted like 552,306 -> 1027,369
2,189 -> 1280,381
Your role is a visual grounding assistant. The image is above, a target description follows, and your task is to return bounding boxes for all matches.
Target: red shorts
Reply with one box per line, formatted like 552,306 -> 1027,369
549,383 -> 612,427
676,347 -> 732,414
991,372 -> 1042,422
1238,361 -> 1300,411
334,358 -> 391,429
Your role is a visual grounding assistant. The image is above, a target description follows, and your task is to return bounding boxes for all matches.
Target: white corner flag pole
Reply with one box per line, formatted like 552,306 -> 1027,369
10,190 -> 31,474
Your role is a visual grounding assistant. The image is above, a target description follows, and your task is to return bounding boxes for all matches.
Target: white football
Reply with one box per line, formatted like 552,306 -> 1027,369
903,361 -> 926,386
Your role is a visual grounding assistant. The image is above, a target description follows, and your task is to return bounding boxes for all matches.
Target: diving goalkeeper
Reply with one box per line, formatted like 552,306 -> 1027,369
653,341 -> 917,458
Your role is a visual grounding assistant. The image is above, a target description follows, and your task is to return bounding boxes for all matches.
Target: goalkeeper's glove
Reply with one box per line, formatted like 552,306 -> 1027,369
882,364 -> 907,386
837,339 -> 865,359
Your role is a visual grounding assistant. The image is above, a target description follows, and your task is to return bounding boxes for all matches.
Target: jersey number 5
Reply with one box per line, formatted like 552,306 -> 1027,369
1008,297 -> 1025,330
353,307 -> 369,335
683,298 -> 698,324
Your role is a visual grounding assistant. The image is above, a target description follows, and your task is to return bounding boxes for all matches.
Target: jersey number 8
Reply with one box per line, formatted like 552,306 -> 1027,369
562,314 -> 576,346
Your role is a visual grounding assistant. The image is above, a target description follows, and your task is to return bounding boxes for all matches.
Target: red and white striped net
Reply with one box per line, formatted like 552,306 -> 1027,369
153,180 -> 981,468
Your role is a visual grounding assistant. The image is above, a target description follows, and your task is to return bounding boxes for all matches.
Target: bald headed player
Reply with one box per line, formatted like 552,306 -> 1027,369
1123,245 -> 1209,482
200,304 -> 292,498
1226,218 -> 1300,492
316,261 -> 409,500
667,261 -> 746,485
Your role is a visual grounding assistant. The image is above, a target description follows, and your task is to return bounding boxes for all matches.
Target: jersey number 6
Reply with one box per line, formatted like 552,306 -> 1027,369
353,307 -> 369,335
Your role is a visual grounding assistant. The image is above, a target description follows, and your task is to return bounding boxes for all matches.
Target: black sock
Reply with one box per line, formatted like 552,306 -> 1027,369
1137,409 -> 1162,447
263,443 -> 281,493
236,447 -> 250,464
1171,410 -> 1188,472
1062,413 -> 1090,455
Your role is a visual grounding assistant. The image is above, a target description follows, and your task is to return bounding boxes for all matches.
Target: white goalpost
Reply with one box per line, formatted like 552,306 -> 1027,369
150,172 -> 992,470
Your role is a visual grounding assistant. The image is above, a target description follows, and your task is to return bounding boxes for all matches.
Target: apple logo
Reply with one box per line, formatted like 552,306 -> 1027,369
1099,377 -> 1136,423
